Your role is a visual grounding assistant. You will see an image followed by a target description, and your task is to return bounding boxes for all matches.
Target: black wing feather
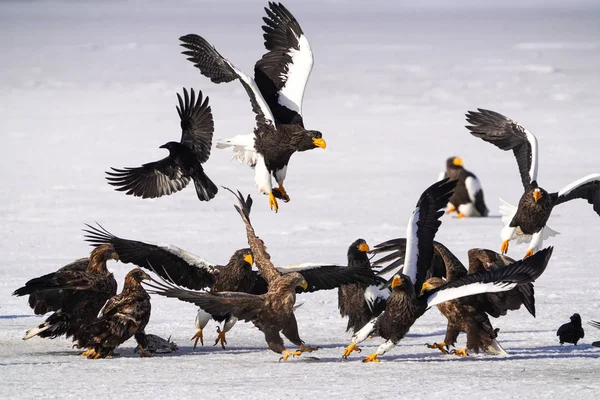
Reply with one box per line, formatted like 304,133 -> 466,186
177,88 -> 214,163
554,176 -> 600,216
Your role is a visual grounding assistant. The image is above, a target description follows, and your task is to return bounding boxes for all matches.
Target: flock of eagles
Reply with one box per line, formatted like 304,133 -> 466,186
14,2 -> 599,361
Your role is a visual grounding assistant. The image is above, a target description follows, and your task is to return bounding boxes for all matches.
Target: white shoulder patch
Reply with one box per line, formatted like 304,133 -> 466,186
158,244 -> 216,271
226,60 -> 276,126
557,173 -> 600,197
524,127 -> 539,183
426,281 -> 517,309
278,34 -> 314,116
465,176 -> 482,203
403,207 -> 420,284
275,263 -> 331,272
364,284 -> 390,312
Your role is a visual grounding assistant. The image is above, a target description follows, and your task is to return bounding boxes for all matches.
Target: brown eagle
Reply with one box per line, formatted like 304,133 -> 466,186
338,239 -> 389,333
146,188 -> 376,360
342,179 -> 553,362
179,2 -> 326,212
83,223 -> 254,349
13,244 -> 118,344
466,108 -> 600,258
77,268 -> 152,359
373,240 -> 535,356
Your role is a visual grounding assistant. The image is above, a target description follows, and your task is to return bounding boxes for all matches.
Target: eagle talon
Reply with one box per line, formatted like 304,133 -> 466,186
268,192 -> 279,213
452,348 -> 469,357
342,343 -> 361,359
446,205 -> 457,214
213,326 -> 227,349
279,349 -> 303,361
524,249 -> 534,259
362,353 -> 380,363
80,348 -> 93,357
272,186 -> 290,203
456,212 -> 465,219
426,342 -> 448,354
299,344 -> 319,353
191,328 -> 204,349
501,240 -> 509,255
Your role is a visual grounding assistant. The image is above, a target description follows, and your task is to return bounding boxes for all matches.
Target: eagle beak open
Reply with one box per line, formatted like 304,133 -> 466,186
301,280 -> 309,291
533,189 -> 542,203
111,252 -> 120,261
313,138 -> 327,149
391,275 -> 403,289
358,243 -> 370,252
244,254 -> 253,265
453,157 -> 463,167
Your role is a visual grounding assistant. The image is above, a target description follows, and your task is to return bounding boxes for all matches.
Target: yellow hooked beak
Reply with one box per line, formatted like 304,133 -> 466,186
244,254 -> 253,265
533,189 -> 543,203
391,275 -> 403,289
358,243 -> 370,252
419,281 -> 435,296
301,280 -> 309,290
111,252 -> 120,261
313,138 -> 327,149
453,157 -> 463,167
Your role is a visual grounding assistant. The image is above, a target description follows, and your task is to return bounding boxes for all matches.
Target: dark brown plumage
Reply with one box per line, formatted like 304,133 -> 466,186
557,313 -> 584,345
179,2 -> 326,212
443,156 -> 488,217
338,239 -> 388,333
13,244 -> 118,343
77,268 -> 152,359
106,88 -> 218,201
466,108 -> 600,257
83,222 -> 254,349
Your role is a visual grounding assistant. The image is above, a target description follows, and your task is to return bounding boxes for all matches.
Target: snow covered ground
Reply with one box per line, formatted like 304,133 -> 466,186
2,0 -> 600,398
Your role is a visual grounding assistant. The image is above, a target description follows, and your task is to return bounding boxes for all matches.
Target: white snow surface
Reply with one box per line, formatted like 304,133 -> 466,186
2,1 -> 600,399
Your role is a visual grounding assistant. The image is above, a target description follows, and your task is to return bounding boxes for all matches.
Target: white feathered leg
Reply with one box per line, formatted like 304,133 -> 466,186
255,154 -> 279,212
191,308 -> 212,350
525,229 -> 545,258
214,316 -> 238,349
343,318 -> 377,359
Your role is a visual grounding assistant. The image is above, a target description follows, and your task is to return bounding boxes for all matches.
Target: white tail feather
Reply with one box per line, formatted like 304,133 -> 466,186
216,135 -> 257,167
23,322 -> 50,340
486,338 -> 508,355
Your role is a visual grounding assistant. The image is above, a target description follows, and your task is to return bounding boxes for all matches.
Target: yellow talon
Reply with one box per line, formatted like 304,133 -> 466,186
213,326 -> 227,349
426,342 -> 448,354
274,184 -> 290,202
446,205 -> 457,214
362,353 -> 380,363
501,240 -> 509,255
456,212 -> 465,219
300,344 -> 319,353
191,328 -> 204,350
280,349 -> 303,361
80,348 -> 93,357
269,192 -> 279,213
453,348 -> 469,357
342,343 -> 361,359
524,249 -> 534,259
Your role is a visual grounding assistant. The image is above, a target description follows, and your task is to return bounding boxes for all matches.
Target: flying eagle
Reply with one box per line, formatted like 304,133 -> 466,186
83,223 -> 254,349
106,88 -> 218,201
372,241 -> 535,356
146,189 -> 376,360
466,108 -> 600,257
441,156 -> 488,217
341,179 -> 553,362
179,2 -> 326,212
77,268 -> 152,359
13,244 -> 118,344
338,239 -> 389,333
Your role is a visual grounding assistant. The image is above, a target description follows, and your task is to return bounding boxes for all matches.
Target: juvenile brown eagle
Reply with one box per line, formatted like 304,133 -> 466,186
466,108 -> 600,257
13,244 -> 118,344
179,2 -> 326,212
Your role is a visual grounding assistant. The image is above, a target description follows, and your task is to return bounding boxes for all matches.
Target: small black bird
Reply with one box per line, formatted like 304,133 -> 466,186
557,313 -> 584,345
106,88 -> 218,201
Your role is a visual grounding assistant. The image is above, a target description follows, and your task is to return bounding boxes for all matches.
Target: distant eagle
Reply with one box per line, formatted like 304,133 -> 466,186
441,156 -> 488,217
83,223 -> 254,349
13,244 -> 118,344
106,88 -> 218,201
466,108 -> 600,257
77,268 -> 152,359
179,2 -> 326,212
342,179 -> 553,362
146,189 -> 376,360
373,241 -> 535,356
338,239 -> 389,333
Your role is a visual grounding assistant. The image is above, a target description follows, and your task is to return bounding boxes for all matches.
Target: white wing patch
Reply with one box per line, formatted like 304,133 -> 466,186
403,207 -> 420,284
254,153 -> 272,194
557,173 -> 600,197
465,176 -> 482,203
426,281 -> 517,309
275,262 -> 331,272
364,284 -> 390,312
225,60 -> 276,126
157,244 -> 217,271
523,127 -> 539,183
216,134 -> 257,167
278,34 -> 314,116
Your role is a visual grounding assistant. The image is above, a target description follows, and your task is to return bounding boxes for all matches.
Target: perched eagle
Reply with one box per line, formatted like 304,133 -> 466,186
342,179 -> 553,362
146,189 -> 376,360
83,223 -> 254,349
441,156 -> 488,217
372,241 -> 536,356
13,244 -> 118,344
77,268 -> 152,359
106,88 -> 218,201
466,108 -> 600,258
338,239 -> 389,333
179,2 -> 326,212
